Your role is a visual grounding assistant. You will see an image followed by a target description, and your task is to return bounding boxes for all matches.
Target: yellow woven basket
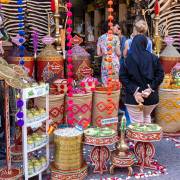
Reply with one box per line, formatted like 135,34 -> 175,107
54,130 -> 83,171
156,88 -> 180,132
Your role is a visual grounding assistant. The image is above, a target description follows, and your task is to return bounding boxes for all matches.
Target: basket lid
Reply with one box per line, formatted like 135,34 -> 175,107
54,127 -> 83,137
38,45 -> 63,59
71,45 -> 90,57
160,45 -> 180,58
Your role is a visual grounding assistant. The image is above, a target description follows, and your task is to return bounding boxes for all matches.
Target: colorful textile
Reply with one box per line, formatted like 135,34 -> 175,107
97,33 -> 120,86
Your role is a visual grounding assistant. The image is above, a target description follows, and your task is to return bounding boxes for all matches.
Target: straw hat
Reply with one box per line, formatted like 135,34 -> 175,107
0,64 -> 18,80
9,64 -> 28,79
5,78 -> 28,89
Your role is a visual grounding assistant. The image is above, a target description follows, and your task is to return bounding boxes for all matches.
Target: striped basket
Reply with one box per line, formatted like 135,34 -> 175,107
155,88 -> 180,132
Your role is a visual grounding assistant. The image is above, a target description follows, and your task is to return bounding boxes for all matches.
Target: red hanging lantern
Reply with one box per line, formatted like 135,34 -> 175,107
154,0 -> 160,16
51,0 -> 55,12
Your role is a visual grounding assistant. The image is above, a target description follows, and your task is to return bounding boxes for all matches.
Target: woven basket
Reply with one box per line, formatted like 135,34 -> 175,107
35,94 -> 65,125
66,93 -> 92,127
155,89 -> 180,132
92,88 -> 120,130
54,130 -> 83,170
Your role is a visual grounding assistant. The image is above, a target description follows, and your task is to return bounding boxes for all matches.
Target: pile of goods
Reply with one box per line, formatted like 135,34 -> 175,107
27,107 -> 46,123
28,156 -> 47,176
128,123 -> 162,132
160,63 -> 180,89
27,133 -> 48,150
84,127 -> 116,137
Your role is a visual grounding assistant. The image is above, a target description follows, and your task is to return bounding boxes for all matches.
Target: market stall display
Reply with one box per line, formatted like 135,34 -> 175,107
127,123 -> 164,171
84,127 -> 119,174
21,83 -> 49,180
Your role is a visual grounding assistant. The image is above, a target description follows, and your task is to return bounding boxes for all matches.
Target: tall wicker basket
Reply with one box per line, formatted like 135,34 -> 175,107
156,89 -> 180,132
92,87 -> 120,130
66,92 -> 92,127
54,129 -> 83,170
35,94 -> 65,125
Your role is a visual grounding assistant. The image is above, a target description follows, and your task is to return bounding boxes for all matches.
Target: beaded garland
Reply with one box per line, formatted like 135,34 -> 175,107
16,0 -> 25,127
66,0 -> 74,125
106,0 -> 114,115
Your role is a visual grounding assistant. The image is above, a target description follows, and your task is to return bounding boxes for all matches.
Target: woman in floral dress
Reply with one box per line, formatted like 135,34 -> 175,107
97,22 -> 121,86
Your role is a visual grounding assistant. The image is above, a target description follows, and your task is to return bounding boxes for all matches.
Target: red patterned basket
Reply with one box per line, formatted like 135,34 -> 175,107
92,87 -> 120,130
66,92 -> 92,127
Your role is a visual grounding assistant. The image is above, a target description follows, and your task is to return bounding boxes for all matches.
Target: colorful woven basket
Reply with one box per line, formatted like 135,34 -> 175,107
92,88 -> 120,130
155,88 -> 180,132
66,92 -> 92,127
35,94 -> 65,125
54,129 -> 83,171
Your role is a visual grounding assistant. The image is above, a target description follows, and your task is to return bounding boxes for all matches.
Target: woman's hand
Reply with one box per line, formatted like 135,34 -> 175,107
142,88 -> 152,98
134,92 -> 144,104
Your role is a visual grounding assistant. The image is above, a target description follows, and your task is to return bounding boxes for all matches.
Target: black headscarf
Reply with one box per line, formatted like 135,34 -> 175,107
127,34 -> 156,82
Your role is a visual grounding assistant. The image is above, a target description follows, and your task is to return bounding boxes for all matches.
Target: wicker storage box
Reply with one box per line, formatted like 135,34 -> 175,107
54,128 -> 83,170
35,94 -> 65,125
155,88 -> 180,132
92,87 -> 120,130
37,45 -> 64,82
66,92 -> 92,127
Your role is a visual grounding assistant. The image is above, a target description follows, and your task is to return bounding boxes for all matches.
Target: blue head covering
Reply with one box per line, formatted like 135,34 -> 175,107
127,34 -> 156,81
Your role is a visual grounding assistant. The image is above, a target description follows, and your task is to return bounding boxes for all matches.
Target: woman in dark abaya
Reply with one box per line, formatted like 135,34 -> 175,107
119,35 -> 164,124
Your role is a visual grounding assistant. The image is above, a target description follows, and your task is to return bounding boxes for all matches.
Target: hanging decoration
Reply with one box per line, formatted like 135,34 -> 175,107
66,0 -> 74,125
154,0 -> 160,16
106,0 -> 114,115
16,0 -> 26,127
51,0 -> 56,13
32,30 -> 38,59
16,93 -> 24,127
